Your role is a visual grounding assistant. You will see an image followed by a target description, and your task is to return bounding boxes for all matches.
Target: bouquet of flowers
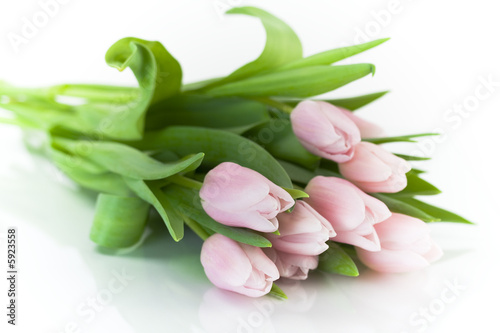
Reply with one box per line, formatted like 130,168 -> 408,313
0,7 -> 470,298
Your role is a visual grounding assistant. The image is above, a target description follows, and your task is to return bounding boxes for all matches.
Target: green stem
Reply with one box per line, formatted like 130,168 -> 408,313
253,97 -> 295,114
0,84 -> 48,100
182,215 -> 210,240
170,174 -> 203,190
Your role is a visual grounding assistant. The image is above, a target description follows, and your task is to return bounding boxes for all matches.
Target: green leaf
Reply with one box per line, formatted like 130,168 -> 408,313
105,37 -> 182,105
364,133 -> 439,144
372,193 -> 440,222
145,95 -> 270,134
325,91 -> 389,111
277,91 -> 388,112
283,187 -> 309,199
204,6 -> 302,89
244,119 -> 320,169
394,172 -> 441,196
395,153 -> 431,161
318,241 -> 359,276
277,160 -> 316,185
134,126 -> 292,188
49,144 -> 107,174
124,178 -> 184,241
277,38 -> 389,71
410,168 -> 426,175
56,163 -> 131,196
75,37 -> 182,140
395,198 -> 472,224
164,185 -> 272,247
268,283 -> 287,300
206,64 -> 375,98
49,145 -> 131,195
315,168 -> 342,178
90,194 -> 150,248
53,137 -> 204,180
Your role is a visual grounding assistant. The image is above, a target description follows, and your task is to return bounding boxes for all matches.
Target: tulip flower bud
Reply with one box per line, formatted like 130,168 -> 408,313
305,176 -> 391,251
338,107 -> 385,138
200,162 -> 294,232
339,142 -> 411,193
291,101 -> 361,163
267,201 -> 335,256
356,213 -> 443,273
264,248 -> 318,281
201,234 -> 279,297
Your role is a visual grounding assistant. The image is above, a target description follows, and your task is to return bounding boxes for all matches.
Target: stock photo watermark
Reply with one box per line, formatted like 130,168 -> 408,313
5,228 -> 18,326
410,74 -> 499,158
54,267 -> 134,333
212,0 -> 243,19
351,0 -> 424,45
405,278 -> 467,332
192,295 -> 279,333
7,0 -> 73,54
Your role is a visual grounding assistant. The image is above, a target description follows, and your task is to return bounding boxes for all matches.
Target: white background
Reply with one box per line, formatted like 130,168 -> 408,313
0,0 -> 499,332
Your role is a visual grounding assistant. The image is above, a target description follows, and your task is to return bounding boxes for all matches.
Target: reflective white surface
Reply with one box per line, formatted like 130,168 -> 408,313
1,0 -> 500,332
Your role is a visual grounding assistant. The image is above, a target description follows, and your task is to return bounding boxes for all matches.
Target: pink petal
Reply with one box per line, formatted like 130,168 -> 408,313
305,177 -> 366,231
241,243 -> 280,282
339,107 -> 386,138
356,248 -> 430,273
200,162 -> 270,211
201,234 -> 252,288
334,224 -> 381,252
422,241 -> 443,263
339,142 -> 393,182
201,203 -> 279,232
375,213 -> 430,247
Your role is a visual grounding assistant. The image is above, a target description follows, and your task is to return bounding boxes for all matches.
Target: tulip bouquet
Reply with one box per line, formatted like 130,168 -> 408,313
0,7 -> 470,298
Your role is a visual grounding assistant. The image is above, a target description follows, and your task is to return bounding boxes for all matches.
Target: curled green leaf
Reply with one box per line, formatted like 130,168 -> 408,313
90,194 -> 150,248
75,37 -> 182,140
202,6 -> 302,90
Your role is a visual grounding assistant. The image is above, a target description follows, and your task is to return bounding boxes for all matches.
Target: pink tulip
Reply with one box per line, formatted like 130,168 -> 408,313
339,142 -> 411,193
356,213 -> 443,273
338,107 -> 385,138
290,100 -> 361,163
264,248 -> 318,280
305,176 -> 391,251
267,201 -> 335,256
201,234 -> 279,297
200,162 -> 294,232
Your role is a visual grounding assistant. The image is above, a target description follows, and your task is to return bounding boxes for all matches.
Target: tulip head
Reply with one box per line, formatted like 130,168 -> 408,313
200,162 -> 294,232
356,213 -> 443,273
338,107 -> 385,138
339,142 -> 411,193
291,101 -> 361,163
265,248 -> 318,281
268,201 -> 335,256
201,234 -> 280,297
305,176 -> 391,251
